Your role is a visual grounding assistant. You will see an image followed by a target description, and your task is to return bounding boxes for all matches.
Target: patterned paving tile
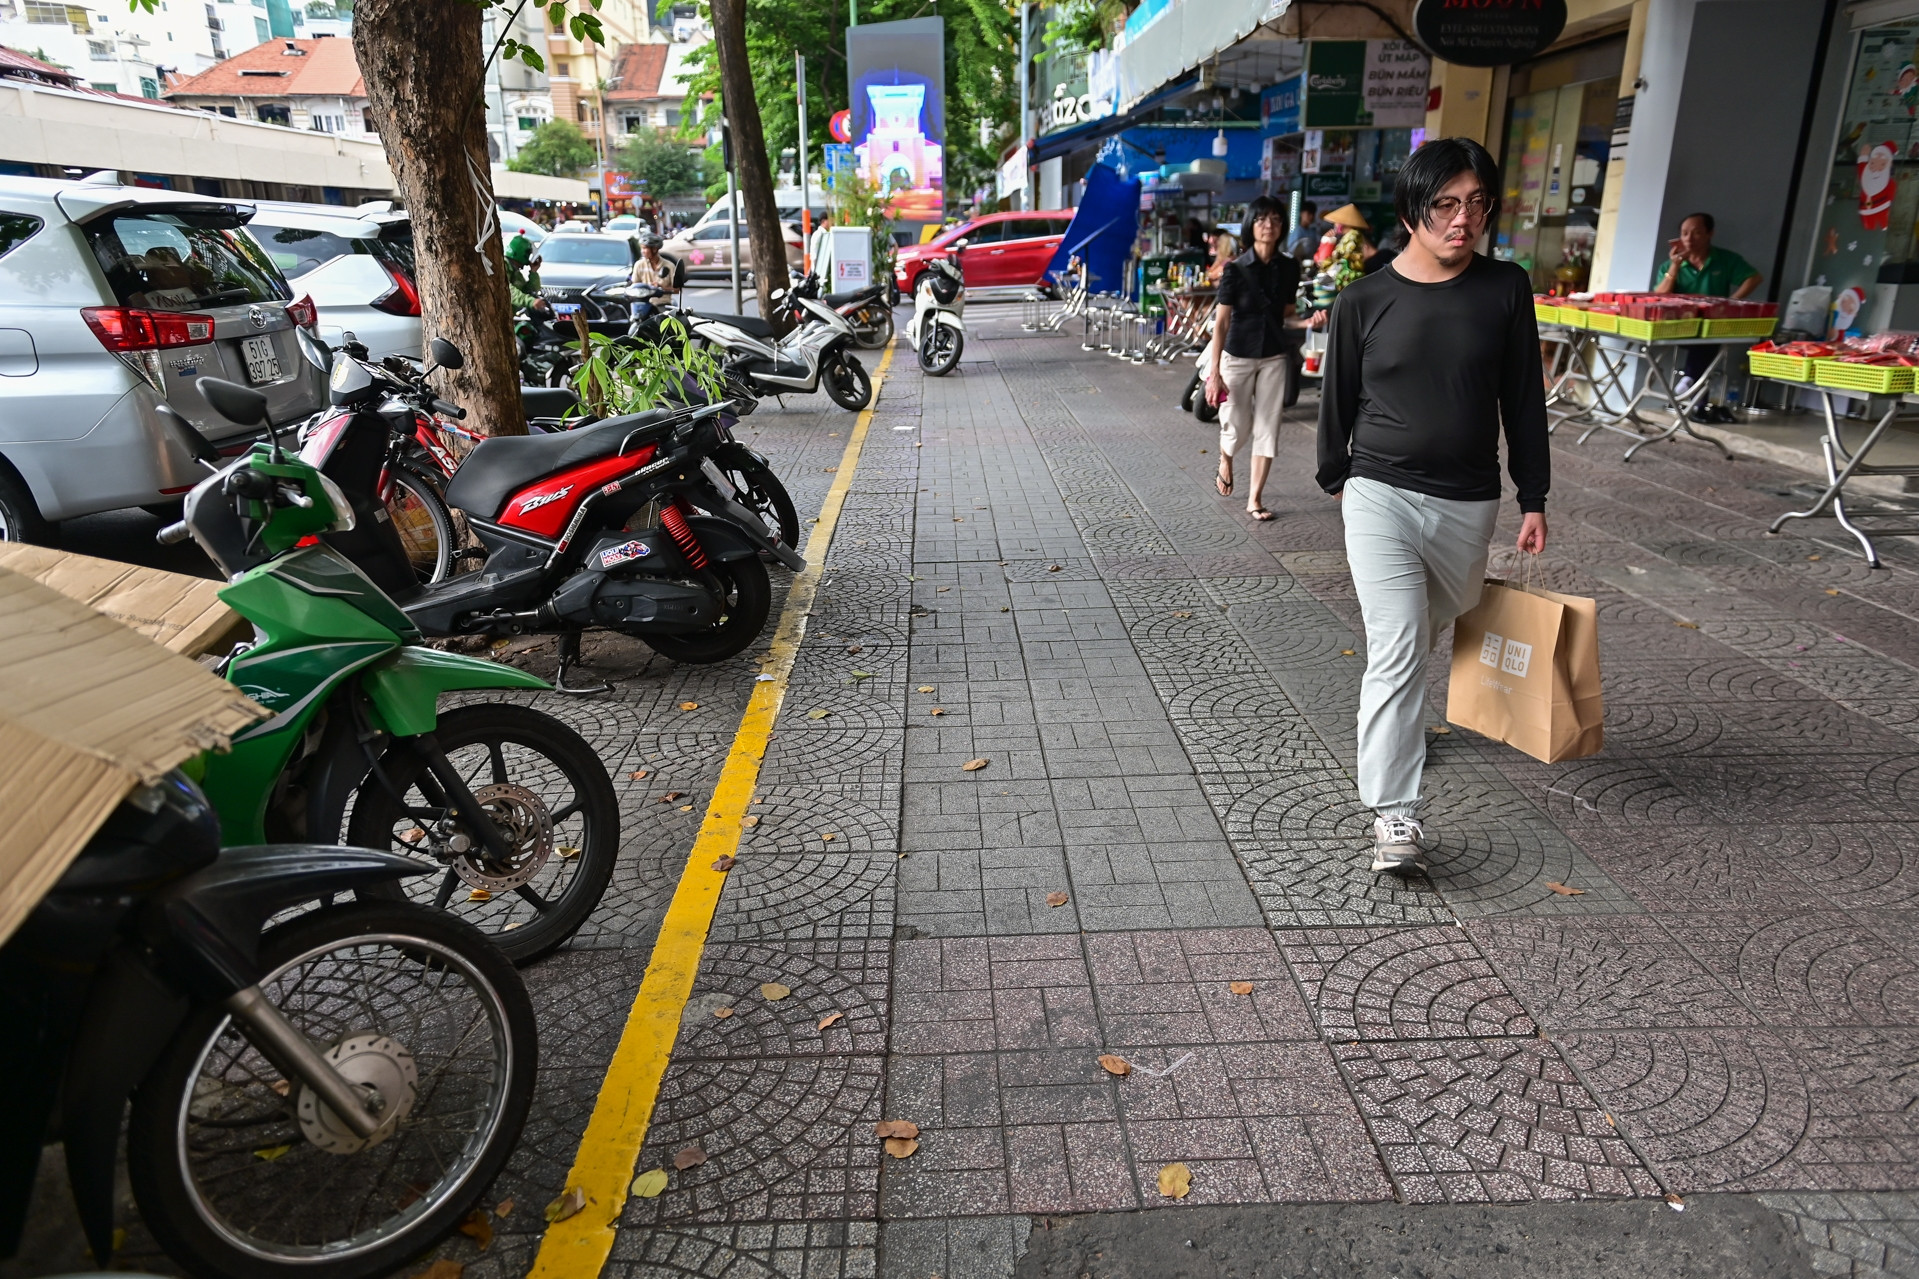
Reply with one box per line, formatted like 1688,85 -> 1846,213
891,936 -> 1098,1054
1658,911 -> 1919,1027
1758,1191 -> 1919,1278
1280,926 -> 1537,1041
1083,928 -> 1315,1045
1333,1038 -> 1661,1202
1471,916 -> 1755,1030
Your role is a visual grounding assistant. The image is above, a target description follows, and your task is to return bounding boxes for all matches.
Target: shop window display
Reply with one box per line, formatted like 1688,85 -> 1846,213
1492,38 -> 1624,293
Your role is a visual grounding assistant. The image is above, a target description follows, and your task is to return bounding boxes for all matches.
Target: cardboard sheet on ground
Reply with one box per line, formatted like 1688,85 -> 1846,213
0,567 -> 265,946
0,542 -> 244,657
1447,579 -> 1604,764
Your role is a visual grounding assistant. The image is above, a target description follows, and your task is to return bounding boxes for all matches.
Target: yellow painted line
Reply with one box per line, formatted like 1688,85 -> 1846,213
527,341 -> 896,1279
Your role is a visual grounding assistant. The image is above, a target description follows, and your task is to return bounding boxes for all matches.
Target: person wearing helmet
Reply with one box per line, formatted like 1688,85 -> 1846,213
505,233 -> 549,315
630,232 -> 682,292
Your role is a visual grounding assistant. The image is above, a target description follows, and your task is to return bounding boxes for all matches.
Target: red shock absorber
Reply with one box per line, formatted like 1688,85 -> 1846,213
660,500 -> 708,569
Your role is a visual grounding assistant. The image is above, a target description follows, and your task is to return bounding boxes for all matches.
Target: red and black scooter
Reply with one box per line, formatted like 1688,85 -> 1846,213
297,339 -> 805,689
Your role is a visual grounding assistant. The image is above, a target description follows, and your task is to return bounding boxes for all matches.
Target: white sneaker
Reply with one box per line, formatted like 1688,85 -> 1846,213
1371,814 -> 1427,874
1674,373 -> 1696,397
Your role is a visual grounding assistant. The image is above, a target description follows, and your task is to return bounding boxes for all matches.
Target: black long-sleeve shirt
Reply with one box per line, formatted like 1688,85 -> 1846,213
1315,254 -> 1550,512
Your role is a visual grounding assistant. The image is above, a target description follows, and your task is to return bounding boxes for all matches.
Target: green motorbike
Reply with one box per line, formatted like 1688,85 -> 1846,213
157,380 -> 619,964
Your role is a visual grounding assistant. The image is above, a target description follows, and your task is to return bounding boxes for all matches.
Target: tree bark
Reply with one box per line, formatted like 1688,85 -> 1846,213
353,0 -> 526,436
710,0 -> 788,320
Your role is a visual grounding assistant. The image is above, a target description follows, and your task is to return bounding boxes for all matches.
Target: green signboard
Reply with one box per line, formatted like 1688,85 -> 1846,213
1304,41 -> 1370,128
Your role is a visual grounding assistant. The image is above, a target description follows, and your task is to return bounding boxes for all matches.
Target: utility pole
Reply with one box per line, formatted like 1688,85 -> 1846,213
797,51 -> 812,273
1017,3 -> 1031,211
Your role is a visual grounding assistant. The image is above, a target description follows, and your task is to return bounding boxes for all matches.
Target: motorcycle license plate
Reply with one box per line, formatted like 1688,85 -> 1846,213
552,302 -> 582,316
242,335 -> 281,385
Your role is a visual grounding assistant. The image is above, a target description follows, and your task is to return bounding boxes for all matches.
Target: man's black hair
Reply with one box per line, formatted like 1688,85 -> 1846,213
1301,200 -> 1319,217
1395,136 -> 1501,233
1247,194 -> 1288,225
1680,211 -> 1715,233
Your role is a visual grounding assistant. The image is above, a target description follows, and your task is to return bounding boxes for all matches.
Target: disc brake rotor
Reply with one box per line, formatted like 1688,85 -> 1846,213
450,781 -> 554,891
296,1031 -> 418,1155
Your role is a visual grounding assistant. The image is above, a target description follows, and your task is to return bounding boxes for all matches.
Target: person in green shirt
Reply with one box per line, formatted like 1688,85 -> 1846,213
1650,211 -> 1762,420
504,233 -> 549,316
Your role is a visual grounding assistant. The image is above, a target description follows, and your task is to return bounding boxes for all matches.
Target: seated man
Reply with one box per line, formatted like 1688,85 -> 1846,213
1652,211 -> 1761,421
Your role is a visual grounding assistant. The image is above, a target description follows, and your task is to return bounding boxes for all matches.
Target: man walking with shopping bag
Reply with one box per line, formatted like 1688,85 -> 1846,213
1316,137 -> 1550,874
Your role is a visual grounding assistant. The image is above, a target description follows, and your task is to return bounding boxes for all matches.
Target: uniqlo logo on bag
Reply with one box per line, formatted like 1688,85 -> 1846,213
1478,632 -> 1505,668
1501,639 -> 1533,678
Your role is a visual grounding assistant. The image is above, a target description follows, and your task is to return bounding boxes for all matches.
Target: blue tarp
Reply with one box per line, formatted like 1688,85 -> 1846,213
1095,126 -> 1263,182
1042,164 -> 1141,293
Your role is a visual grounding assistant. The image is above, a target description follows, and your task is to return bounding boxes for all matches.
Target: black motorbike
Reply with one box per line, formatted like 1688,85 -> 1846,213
0,772 -> 536,1279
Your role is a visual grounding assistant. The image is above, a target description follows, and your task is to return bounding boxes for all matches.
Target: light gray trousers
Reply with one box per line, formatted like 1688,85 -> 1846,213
1341,476 -> 1500,816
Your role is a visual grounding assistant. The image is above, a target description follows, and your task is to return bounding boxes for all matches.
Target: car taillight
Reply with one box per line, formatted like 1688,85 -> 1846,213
372,260 -> 421,316
80,307 -> 216,352
285,294 -> 318,329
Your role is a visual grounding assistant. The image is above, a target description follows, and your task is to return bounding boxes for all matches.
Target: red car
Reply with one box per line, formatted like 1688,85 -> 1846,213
893,210 -> 1075,296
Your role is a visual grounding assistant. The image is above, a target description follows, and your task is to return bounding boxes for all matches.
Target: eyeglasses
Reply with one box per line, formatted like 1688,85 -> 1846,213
1429,194 -> 1493,221
1251,212 -> 1286,225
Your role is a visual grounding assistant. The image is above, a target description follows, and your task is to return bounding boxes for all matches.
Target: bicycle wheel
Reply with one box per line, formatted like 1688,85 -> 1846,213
386,466 -> 455,584
127,902 -> 536,1279
347,704 -> 620,964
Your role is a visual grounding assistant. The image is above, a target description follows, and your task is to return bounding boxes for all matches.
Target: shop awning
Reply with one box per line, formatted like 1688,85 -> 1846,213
1030,77 -> 1198,165
1115,0 -> 1285,111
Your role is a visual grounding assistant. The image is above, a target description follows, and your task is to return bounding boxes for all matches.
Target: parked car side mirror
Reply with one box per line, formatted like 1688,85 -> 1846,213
430,336 -> 464,369
953,238 -> 969,249
199,377 -> 269,427
155,402 -> 221,466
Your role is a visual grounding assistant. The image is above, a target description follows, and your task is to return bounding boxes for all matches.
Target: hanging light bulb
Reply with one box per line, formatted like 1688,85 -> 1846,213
1212,129 -> 1228,158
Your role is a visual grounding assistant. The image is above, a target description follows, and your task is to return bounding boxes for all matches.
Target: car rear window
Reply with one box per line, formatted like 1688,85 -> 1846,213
250,222 -> 365,277
84,210 -> 289,310
0,213 -> 43,260
541,237 -> 634,265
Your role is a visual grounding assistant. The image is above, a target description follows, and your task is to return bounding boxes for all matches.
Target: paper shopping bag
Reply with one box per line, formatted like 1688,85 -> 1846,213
1446,579 -> 1604,763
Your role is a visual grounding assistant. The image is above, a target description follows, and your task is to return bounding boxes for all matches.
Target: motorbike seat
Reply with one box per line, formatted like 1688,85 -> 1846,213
520,386 -> 581,419
445,408 -> 680,520
689,310 -> 779,340
823,285 -> 882,307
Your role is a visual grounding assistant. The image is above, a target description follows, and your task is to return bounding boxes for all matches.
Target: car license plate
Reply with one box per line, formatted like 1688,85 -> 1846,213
242,335 -> 281,385
552,302 -> 582,316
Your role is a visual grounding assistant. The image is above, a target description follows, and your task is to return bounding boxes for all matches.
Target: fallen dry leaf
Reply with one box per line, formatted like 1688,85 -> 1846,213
630,1169 -> 668,1199
1047,564 -> 1062,573
1340,649 -> 1356,656
711,855 -> 736,871
1428,725 -> 1451,735
818,1011 -> 845,1030
742,815 -> 760,827
850,670 -> 873,680
678,805 -> 694,813
884,1137 -> 920,1158
557,845 -> 580,860
254,1143 -> 292,1161
1172,611 -> 1193,619
1229,981 -> 1255,996
821,831 -> 838,842
917,685 -> 936,693
629,770 -> 649,780
936,586 -> 951,592
1158,1162 -> 1192,1199
416,1261 -> 464,1279
544,1186 -> 587,1223
403,827 -> 425,843
1807,555 -> 1821,561
495,1199 -> 514,1218
962,758 -> 990,772
953,517 -> 964,523
1544,882 -> 1587,896
808,708 -> 832,719
930,707 -> 946,716
1827,589 -> 1840,596
1675,621 -> 1699,629
761,982 -> 792,1001
467,889 -> 492,903
1098,1054 -> 1131,1077
680,701 -> 700,711
270,1079 -> 290,1096
713,1006 -> 735,1019
1046,891 -> 1070,908
875,1119 -> 921,1139
657,791 -> 686,804
1000,606 -> 1010,612
458,1208 -> 494,1250
846,644 -> 863,654
673,1146 -> 707,1171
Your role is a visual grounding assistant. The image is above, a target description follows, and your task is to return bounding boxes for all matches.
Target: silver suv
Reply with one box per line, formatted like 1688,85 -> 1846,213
0,173 -> 328,542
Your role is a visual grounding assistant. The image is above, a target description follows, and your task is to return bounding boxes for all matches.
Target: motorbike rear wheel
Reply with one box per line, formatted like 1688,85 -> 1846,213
718,455 -> 801,550
347,703 -> 620,965
852,306 -> 894,350
127,902 -> 536,1279
821,351 -> 873,411
640,556 -> 771,664
919,323 -> 962,376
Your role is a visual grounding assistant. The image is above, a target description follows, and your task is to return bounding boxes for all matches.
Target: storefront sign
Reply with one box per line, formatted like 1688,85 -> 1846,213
1261,75 -> 1301,136
1301,128 -> 1323,174
1303,40 -> 1430,128
1039,76 -> 1118,133
1304,172 -> 1350,198
1413,0 -> 1568,68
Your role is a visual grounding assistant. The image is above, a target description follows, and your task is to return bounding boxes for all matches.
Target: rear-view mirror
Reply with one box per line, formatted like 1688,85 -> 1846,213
430,336 -> 464,369
199,377 -> 269,427
155,403 -> 220,466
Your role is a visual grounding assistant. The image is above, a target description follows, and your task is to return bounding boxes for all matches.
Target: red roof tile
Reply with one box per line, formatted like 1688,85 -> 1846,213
164,37 -> 365,99
604,42 -> 669,101
0,44 -> 77,84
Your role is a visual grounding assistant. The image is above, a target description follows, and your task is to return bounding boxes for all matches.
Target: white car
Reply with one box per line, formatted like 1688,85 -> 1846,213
553,219 -> 596,234
243,201 -> 421,359
603,214 -> 644,235
498,208 -> 547,248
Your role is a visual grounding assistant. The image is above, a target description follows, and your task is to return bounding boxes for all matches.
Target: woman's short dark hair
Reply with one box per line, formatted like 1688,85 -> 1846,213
1680,211 -> 1715,233
1247,194 -> 1288,225
1395,136 -> 1502,233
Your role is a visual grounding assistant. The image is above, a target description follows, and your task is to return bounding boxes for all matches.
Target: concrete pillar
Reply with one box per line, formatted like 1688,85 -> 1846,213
1423,62 -> 1495,145
1587,0 -> 1650,291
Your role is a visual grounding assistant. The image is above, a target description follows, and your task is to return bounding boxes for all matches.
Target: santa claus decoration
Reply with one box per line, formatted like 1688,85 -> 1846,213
1860,141 -> 1898,230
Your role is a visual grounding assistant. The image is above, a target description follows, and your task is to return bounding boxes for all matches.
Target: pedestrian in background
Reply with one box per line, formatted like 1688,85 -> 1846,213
1204,226 -> 1239,284
1205,195 -> 1301,522
1287,201 -> 1323,257
1316,137 -> 1550,874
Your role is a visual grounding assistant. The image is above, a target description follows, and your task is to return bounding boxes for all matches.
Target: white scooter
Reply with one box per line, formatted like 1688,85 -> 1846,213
907,257 -> 965,376
679,275 -> 873,411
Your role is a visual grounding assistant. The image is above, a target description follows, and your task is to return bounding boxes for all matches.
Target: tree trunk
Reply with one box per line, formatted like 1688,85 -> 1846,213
353,0 -> 526,436
710,0 -> 788,320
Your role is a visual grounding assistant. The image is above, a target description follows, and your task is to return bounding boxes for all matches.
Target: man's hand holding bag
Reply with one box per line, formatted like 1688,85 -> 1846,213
1446,577 -> 1604,764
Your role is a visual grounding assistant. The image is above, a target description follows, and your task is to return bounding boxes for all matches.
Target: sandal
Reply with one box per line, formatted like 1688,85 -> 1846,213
1248,507 -> 1276,522
1215,464 -> 1233,497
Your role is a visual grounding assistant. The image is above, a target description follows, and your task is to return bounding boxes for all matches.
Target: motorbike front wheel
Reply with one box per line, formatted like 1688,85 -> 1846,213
919,323 -> 962,376
127,902 -> 536,1279
640,556 -> 772,664
821,351 -> 873,412
347,703 -> 620,965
